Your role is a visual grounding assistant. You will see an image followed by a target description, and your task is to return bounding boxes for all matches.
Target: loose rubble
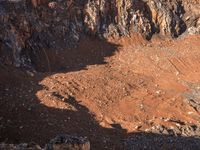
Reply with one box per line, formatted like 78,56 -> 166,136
0,135 -> 90,150
124,132 -> 200,150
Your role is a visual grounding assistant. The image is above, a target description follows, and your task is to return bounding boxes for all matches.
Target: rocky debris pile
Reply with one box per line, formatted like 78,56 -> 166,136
124,132 -> 200,150
185,98 -> 200,114
145,123 -> 200,137
0,0 -> 200,70
183,83 -> 200,113
0,135 -> 90,150
124,117 -> 200,149
185,0 -> 200,35
183,0 -> 200,26
187,26 -> 200,35
46,135 -> 90,150
0,143 -> 42,150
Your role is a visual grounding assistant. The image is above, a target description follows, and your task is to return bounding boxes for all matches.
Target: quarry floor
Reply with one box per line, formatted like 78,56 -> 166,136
0,34 -> 200,149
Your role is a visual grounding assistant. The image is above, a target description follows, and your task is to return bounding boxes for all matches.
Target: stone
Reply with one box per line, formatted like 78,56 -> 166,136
0,143 -> 42,150
45,135 -> 90,150
188,26 -> 200,35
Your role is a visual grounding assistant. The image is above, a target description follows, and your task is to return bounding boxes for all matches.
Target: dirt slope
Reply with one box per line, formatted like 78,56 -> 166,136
1,34 -> 200,149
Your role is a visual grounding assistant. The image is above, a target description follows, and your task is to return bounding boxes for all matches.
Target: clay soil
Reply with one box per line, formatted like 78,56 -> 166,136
0,34 -> 200,149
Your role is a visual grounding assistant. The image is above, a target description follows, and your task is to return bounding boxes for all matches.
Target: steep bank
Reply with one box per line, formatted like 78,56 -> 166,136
0,0 -> 200,70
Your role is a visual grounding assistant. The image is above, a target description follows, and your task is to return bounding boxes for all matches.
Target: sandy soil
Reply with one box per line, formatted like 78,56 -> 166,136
0,34 -> 200,149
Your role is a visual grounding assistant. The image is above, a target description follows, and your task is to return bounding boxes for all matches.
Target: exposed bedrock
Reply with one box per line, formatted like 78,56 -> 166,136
0,0 -> 200,70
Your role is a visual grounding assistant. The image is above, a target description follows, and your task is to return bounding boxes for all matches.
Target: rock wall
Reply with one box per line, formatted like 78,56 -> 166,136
0,0 -> 200,69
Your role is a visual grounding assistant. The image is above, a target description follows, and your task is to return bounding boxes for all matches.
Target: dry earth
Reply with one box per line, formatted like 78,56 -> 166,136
0,34 -> 200,149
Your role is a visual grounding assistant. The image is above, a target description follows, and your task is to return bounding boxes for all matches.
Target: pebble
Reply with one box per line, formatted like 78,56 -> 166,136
155,90 -> 162,94
134,125 -> 142,130
26,71 -> 34,77
187,111 -> 193,115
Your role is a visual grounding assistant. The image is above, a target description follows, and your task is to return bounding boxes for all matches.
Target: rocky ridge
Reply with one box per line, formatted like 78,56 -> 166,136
0,0 -> 200,70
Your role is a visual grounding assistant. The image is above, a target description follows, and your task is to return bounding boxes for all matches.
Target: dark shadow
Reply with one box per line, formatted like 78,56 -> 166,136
0,68 -> 200,149
27,36 -> 119,73
124,132 -> 200,150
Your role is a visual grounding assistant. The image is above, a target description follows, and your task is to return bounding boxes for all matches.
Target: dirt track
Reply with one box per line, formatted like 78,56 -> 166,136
0,34 -> 200,149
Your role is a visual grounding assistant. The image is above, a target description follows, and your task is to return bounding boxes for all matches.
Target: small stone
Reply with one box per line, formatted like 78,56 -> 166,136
187,112 -> 193,115
26,71 -> 34,77
155,90 -> 161,94
48,2 -> 57,9
134,125 -> 142,130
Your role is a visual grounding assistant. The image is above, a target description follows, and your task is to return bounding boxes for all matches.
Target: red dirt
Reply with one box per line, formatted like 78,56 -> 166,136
0,34 -> 200,149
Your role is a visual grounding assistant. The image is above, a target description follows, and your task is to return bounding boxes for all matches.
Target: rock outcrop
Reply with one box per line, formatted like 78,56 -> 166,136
0,0 -> 200,70
46,135 -> 90,150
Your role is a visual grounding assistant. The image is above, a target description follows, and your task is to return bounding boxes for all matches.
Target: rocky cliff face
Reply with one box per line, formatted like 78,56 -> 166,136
0,0 -> 200,70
